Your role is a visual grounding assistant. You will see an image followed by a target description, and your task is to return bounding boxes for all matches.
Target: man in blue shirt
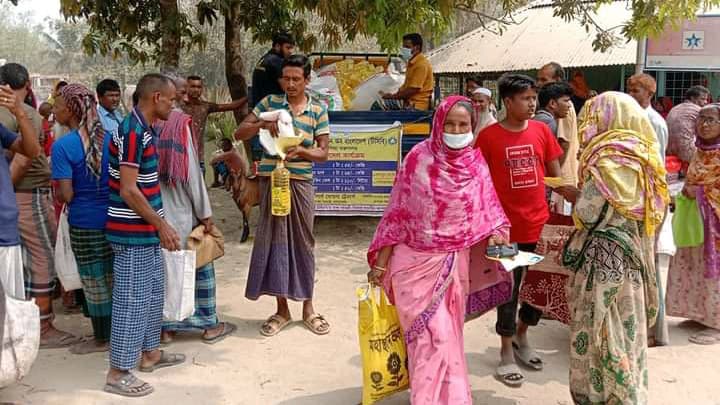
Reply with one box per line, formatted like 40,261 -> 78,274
0,84 -> 41,298
96,79 -> 124,137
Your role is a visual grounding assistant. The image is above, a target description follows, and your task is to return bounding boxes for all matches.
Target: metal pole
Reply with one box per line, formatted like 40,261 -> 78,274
635,38 -> 646,74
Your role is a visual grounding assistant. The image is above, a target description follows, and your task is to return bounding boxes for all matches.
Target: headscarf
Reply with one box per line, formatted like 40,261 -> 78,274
686,103 -> 720,279
154,109 -> 193,186
59,84 -> 105,178
367,95 -> 510,266
577,91 -> 669,236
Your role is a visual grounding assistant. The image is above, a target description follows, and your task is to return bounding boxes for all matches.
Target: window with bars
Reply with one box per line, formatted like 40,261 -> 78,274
438,76 -> 463,98
664,72 -> 708,104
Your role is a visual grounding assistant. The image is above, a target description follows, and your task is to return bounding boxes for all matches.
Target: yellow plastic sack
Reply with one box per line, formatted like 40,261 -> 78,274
357,285 -> 409,405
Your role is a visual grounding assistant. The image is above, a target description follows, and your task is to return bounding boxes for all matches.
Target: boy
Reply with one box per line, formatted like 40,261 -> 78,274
475,73 -> 563,387
534,82 -> 573,140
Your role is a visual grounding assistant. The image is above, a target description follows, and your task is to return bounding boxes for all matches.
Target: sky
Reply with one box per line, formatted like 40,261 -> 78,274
13,0 -> 61,24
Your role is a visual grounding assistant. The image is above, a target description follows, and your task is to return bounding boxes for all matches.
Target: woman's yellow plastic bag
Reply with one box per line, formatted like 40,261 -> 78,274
357,285 -> 409,405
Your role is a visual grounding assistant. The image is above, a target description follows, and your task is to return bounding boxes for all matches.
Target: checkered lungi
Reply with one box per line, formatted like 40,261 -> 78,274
162,263 -> 219,332
16,189 -> 57,319
70,227 -> 113,342
109,244 -> 164,370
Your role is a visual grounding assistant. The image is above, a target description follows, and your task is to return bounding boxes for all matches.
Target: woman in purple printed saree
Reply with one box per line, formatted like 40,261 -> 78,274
367,96 -> 512,404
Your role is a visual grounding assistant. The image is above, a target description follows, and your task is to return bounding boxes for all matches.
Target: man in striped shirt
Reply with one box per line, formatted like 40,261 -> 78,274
235,54 -> 331,337
104,74 -> 185,398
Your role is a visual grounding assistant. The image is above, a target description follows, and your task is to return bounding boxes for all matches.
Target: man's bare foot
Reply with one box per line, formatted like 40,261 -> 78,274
161,331 -> 175,344
40,326 -> 80,349
70,338 -> 109,355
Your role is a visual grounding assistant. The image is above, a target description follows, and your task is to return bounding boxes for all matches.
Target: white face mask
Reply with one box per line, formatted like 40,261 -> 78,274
399,47 -> 413,61
443,132 -> 474,150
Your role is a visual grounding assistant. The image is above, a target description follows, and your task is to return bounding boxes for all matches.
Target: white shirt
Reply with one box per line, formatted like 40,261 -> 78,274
646,106 -> 669,164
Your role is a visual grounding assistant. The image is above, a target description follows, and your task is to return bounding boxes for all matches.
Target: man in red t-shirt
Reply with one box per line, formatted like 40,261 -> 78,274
475,73 -> 563,387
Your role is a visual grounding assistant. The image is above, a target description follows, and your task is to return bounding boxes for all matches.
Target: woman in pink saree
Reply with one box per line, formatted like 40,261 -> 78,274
367,96 -> 512,404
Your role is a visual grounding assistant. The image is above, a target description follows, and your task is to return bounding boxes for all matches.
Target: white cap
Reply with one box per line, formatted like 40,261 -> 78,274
472,87 -> 492,97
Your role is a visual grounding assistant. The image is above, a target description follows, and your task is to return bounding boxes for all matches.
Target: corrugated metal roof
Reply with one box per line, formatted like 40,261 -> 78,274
429,1 -> 637,74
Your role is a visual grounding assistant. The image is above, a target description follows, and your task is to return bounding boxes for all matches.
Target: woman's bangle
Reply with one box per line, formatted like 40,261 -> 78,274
372,265 -> 387,273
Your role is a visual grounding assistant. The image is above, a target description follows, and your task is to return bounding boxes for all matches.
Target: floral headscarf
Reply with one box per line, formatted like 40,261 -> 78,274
687,103 -> 720,278
577,91 -> 669,236
60,84 -> 105,178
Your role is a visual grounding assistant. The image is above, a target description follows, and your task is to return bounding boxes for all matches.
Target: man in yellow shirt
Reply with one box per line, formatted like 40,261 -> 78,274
380,33 -> 434,110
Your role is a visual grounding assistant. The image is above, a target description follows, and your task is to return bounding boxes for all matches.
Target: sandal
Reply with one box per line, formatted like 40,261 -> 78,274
303,314 -> 330,336
512,341 -> 544,370
689,329 -> 720,345
138,350 -> 186,373
496,363 -> 525,387
69,338 -> 109,355
260,314 -> 292,337
40,329 -> 81,349
104,373 -> 154,397
202,322 -> 237,345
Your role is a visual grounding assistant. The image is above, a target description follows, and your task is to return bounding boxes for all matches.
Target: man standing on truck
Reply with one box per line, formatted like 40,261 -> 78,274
378,33 -> 434,110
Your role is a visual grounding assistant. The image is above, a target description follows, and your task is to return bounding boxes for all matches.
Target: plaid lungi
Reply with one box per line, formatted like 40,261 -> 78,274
245,178 -> 316,301
16,189 -> 57,320
110,244 -> 164,370
70,227 -> 113,342
162,263 -> 219,331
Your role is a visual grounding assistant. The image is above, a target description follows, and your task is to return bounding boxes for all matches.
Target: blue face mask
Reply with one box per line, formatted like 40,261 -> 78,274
399,47 -> 413,61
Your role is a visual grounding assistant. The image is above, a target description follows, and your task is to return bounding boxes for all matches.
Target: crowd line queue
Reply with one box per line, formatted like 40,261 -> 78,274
0,31 -> 718,404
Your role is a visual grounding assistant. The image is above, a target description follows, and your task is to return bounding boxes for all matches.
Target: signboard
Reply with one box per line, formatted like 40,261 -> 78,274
645,15 -> 720,71
314,122 -> 402,216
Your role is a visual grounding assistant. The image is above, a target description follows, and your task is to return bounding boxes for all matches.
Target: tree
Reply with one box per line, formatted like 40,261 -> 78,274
41,0 -> 720,104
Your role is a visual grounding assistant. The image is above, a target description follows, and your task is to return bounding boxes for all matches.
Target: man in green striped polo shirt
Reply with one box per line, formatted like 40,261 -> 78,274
235,54 -> 331,337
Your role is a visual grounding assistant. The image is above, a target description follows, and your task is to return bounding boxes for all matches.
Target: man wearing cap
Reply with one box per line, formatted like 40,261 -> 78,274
470,87 -> 497,135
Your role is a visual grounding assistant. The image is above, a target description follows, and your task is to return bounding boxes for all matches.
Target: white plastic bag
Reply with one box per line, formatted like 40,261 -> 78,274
53,206 -> 82,291
308,75 -> 344,111
657,210 -> 676,256
0,246 -> 25,299
162,249 -> 196,322
351,73 -> 404,111
0,293 -> 40,388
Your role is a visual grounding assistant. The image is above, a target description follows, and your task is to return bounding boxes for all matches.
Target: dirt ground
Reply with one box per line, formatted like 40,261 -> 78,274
2,187 -> 720,405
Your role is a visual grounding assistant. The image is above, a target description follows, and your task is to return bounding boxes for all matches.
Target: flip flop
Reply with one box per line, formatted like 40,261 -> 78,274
202,322 -> 237,345
303,313 -> 330,336
689,329 -> 720,345
495,363 -> 525,387
138,350 -> 186,373
40,330 -> 81,349
512,341 -> 544,370
260,314 -> 292,337
104,373 -> 154,397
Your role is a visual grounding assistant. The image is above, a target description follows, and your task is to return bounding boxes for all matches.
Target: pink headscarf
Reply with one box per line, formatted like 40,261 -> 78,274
367,95 -> 510,266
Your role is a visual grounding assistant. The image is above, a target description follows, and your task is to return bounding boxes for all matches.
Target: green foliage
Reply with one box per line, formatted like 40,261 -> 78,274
59,0 -> 207,65
551,0 -> 720,51
18,0 -> 720,67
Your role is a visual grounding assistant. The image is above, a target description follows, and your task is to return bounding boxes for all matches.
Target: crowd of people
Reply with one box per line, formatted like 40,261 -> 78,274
367,60 -> 719,405
0,30 -> 718,404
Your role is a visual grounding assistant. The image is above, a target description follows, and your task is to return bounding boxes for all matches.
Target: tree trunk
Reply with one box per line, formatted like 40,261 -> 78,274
159,0 -> 181,71
224,3 -> 252,161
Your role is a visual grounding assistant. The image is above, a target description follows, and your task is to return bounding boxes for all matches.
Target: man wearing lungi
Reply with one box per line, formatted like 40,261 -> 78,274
235,54 -> 331,337
0,63 -> 79,348
104,74 -> 185,397
0,76 -> 41,302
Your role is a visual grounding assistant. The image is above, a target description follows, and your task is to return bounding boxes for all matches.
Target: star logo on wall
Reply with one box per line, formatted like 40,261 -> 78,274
682,31 -> 705,50
686,34 -> 702,48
